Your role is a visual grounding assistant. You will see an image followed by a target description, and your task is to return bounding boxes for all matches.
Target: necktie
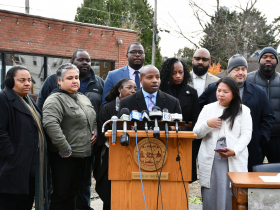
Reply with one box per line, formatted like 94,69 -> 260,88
134,71 -> 140,90
147,94 -> 155,112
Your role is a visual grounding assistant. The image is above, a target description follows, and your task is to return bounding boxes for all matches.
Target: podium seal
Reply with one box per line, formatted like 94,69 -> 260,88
134,138 -> 167,171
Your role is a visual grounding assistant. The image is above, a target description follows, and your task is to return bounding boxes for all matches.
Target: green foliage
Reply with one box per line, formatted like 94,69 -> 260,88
200,7 -> 277,69
75,0 -> 162,69
189,196 -> 202,204
176,46 -> 197,70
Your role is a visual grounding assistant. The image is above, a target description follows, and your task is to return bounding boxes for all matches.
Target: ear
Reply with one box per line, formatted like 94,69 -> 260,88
209,60 -> 212,65
70,59 -> 73,64
57,78 -> 62,87
126,53 -> 128,60
139,77 -> 142,84
118,87 -> 122,93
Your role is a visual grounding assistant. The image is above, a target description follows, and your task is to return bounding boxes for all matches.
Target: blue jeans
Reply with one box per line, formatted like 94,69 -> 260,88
76,154 -> 94,210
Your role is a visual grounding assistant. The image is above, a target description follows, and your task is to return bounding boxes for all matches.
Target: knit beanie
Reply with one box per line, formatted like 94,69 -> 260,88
227,54 -> 248,73
258,47 -> 279,64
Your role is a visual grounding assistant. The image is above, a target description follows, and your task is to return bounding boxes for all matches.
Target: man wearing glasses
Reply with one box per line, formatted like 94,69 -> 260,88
190,48 -> 219,97
189,48 -> 219,182
102,42 -> 145,104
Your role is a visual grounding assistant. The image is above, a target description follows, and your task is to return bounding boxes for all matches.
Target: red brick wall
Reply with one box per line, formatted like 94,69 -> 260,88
0,10 -> 137,68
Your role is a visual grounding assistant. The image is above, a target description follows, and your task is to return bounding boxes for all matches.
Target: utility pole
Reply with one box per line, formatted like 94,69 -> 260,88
25,0 -> 29,14
152,0 -> 157,65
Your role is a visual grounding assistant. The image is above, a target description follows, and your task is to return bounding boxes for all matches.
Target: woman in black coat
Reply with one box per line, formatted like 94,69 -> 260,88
159,58 -> 200,182
0,66 -> 48,210
94,78 -> 137,210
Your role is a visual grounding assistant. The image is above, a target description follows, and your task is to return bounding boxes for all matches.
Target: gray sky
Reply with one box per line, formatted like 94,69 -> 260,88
0,0 -> 279,57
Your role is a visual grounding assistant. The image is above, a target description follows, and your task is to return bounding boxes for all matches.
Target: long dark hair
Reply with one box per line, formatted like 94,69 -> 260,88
159,58 -> 192,91
216,77 -> 242,130
105,78 -> 134,102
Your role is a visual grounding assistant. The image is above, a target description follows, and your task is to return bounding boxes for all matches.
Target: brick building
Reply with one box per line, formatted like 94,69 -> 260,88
0,9 -> 137,94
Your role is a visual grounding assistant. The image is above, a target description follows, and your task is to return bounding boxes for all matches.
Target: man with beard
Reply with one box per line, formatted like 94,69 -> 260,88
247,47 -> 280,163
199,54 -> 275,172
189,48 -> 219,182
190,48 -> 219,97
102,42 -> 145,104
37,49 -> 104,210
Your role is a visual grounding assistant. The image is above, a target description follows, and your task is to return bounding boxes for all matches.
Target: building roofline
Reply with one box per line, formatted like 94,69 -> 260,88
0,9 -> 137,33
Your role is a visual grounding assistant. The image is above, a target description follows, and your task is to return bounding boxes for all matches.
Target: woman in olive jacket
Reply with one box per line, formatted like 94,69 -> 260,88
159,58 -> 200,182
43,63 -> 97,210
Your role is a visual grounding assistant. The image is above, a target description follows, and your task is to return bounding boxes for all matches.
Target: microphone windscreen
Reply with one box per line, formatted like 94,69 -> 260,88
163,108 -> 169,113
152,106 -> 161,111
120,108 -> 130,116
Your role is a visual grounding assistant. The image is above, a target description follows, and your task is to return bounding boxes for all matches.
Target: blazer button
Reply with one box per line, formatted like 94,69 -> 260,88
186,91 -> 190,94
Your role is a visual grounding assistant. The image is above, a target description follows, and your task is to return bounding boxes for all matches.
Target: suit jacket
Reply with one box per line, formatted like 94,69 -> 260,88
162,85 -> 199,130
118,89 -> 182,118
189,72 -> 219,91
198,81 -> 275,171
102,65 -> 130,104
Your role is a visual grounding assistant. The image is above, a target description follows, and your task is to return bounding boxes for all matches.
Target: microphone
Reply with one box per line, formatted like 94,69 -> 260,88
130,110 -> 142,132
149,106 -> 162,138
171,113 -> 183,133
162,108 -> 171,139
141,110 -> 150,133
111,116 -> 118,145
119,108 -> 131,146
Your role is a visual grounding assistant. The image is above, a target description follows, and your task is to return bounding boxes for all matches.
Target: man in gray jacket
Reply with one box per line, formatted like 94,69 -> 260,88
247,47 -> 280,163
37,49 -> 104,210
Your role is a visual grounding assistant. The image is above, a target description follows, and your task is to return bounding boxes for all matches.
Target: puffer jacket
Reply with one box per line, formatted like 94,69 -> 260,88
43,90 -> 97,158
247,69 -> 280,136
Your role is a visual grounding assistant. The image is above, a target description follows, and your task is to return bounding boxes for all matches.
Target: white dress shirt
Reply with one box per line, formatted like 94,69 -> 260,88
128,65 -> 142,87
192,72 -> 207,97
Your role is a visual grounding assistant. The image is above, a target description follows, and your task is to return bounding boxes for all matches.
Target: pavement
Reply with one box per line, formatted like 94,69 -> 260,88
90,198 -> 202,210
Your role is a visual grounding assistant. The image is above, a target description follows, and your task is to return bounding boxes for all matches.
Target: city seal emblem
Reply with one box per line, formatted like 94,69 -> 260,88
134,138 -> 167,171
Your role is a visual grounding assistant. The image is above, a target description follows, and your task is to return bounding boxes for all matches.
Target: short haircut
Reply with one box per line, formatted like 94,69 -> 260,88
71,49 -> 87,61
6,65 -> 29,78
140,65 -> 158,78
127,42 -> 143,53
57,63 -> 79,81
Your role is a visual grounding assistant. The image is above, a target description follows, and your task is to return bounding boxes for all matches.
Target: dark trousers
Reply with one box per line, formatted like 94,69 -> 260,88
191,139 -> 202,182
49,152 -> 87,210
0,176 -> 35,210
76,154 -> 94,210
262,136 -> 280,163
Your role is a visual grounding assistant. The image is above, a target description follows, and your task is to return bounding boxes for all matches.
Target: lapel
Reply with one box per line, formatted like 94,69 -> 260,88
155,90 -> 166,108
3,88 -> 34,117
242,81 -> 253,105
189,72 -> 194,87
204,73 -> 212,90
121,65 -> 130,79
135,89 -> 149,111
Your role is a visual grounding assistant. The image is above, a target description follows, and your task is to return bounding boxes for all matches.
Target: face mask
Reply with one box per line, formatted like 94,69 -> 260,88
192,63 -> 209,76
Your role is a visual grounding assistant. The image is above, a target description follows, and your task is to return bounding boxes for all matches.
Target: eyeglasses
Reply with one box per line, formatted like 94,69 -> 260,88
193,57 -> 210,62
128,51 -> 145,56
124,86 -> 137,91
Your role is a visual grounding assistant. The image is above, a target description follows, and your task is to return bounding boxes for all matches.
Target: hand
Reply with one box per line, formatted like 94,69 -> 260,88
217,147 -> 235,158
60,151 -> 72,158
207,118 -> 222,129
91,130 -> 97,146
169,126 -> 176,131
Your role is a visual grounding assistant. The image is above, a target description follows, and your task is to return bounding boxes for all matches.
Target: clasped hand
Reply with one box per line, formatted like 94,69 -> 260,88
217,147 -> 235,157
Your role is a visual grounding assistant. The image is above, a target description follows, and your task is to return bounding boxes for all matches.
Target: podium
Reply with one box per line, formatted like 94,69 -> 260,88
105,130 -> 197,210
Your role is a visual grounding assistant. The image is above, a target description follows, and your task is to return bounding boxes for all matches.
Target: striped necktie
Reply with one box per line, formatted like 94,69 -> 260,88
134,70 -> 140,90
147,94 -> 155,112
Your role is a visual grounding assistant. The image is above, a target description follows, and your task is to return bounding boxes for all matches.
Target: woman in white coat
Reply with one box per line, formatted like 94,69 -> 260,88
193,77 -> 252,210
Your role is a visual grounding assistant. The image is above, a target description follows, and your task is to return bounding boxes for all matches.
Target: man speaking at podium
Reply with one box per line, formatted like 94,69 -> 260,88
118,65 -> 182,117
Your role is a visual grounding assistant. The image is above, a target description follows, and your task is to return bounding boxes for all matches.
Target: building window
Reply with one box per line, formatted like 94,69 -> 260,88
47,57 -> 71,76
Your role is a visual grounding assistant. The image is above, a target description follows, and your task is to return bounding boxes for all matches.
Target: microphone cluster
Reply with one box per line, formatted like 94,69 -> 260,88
103,106 -> 183,146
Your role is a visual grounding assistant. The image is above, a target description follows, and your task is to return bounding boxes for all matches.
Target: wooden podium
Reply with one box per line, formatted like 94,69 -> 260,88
105,130 -> 197,210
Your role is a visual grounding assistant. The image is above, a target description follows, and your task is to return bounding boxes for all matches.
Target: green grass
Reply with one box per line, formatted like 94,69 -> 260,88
189,196 -> 203,204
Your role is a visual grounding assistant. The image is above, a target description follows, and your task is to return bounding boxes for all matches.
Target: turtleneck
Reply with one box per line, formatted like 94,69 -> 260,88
238,81 -> 245,99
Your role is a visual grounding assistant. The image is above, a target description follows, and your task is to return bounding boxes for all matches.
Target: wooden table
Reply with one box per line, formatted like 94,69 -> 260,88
228,172 -> 280,210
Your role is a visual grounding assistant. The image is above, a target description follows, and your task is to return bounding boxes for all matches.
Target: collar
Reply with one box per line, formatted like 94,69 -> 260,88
142,88 -> 157,98
192,72 -> 207,79
128,65 -> 143,74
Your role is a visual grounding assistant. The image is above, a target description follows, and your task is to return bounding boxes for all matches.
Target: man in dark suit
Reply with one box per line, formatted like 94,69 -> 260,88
102,42 -> 145,104
199,54 -> 275,172
119,65 -> 182,116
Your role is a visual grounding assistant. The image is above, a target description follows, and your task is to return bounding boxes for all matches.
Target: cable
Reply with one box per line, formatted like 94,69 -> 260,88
135,131 -> 147,210
145,130 -> 164,210
176,131 -> 189,209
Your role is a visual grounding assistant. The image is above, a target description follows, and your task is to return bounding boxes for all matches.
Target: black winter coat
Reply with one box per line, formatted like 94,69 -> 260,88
247,70 -> 280,136
0,88 -> 39,194
199,81 -> 275,171
162,85 -> 200,130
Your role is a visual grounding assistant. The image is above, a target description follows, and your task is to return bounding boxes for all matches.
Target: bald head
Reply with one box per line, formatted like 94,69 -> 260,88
140,65 -> 159,78
139,65 -> 161,93
193,48 -> 211,59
